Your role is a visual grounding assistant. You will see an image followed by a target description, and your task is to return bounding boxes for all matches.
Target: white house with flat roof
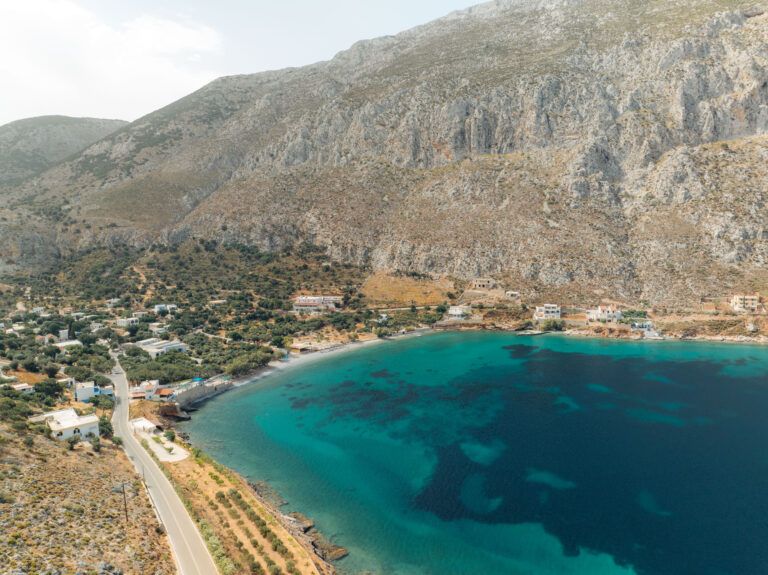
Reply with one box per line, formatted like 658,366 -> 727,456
130,417 -> 157,433
137,338 -> 188,359
74,382 -> 115,403
587,305 -> 623,322
534,304 -> 561,320
117,317 -> 139,327
448,305 -> 472,317
11,383 -> 34,394
292,296 -> 344,314
149,322 -> 168,335
31,409 -> 99,440
55,340 -> 83,350
730,294 -> 760,313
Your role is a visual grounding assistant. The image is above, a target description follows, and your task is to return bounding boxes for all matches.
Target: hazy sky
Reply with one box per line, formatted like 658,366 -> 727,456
0,0 -> 478,126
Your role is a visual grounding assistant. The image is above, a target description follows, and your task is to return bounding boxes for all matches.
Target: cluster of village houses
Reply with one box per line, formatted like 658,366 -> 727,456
1,299 -> 201,441
5,286 -> 765,440
436,279 -> 763,336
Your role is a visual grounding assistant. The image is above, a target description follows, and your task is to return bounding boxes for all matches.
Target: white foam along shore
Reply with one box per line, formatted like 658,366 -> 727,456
231,327 -> 435,389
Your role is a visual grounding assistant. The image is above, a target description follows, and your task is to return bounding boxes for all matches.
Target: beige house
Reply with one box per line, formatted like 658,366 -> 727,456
470,278 -> 496,290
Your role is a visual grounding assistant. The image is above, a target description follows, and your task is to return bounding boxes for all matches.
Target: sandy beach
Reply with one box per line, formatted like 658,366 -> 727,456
232,327 -> 435,388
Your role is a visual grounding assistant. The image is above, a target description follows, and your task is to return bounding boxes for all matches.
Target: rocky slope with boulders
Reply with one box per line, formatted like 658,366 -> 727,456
2,0 -> 768,305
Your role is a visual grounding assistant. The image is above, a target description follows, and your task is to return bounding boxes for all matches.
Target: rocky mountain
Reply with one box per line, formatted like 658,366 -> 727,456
2,0 -> 768,305
0,115 -> 127,186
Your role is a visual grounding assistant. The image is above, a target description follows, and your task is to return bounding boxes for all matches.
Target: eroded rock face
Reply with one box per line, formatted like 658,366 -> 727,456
2,1 -> 768,305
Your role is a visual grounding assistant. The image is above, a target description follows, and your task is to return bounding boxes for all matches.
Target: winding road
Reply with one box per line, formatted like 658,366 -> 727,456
109,355 -> 218,575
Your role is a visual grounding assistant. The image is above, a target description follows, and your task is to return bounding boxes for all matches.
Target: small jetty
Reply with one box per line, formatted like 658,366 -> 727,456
517,330 -> 545,336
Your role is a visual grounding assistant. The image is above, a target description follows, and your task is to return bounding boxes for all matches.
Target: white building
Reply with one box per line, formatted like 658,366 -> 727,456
11,383 -> 34,394
105,298 -> 121,309
130,417 -> 157,433
31,409 -> 99,440
149,322 -> 168,335
153,304 -> 178,313
137,338 -> 188,359
129,379 -> 160,400
58,328 -> 70,341
505,291 -> 521,300
74,382 -> 115,403
32,307 -> 45,314
448,305 -> 472,318
534,304 -> 561,320
133,311 -> 148,319
292,296 -> 344,314
730,294 -> 760,313
55,340 -> 83,351
586,305 -> 623,322
117,317 -> 139,327
90,322 -> 105,332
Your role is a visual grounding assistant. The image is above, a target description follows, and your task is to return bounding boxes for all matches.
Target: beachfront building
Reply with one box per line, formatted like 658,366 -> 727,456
587,305 -> 623,322
289,342 -> 314,353
136,338 -> 188,359
129,380 -> 159,400
534,304 -> 561,320
130,417 -> 158,433
730,294 -> 760,313
292,296 -> 344,314
448,305 -> 472,318
117,317 -> 139,327
470,278 -> 496,290
30,408 -> 99,440
74,381 -> 115,403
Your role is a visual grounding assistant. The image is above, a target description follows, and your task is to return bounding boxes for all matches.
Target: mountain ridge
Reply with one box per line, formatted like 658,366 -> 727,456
0,115 -> 127,187
2,0 -> 768,306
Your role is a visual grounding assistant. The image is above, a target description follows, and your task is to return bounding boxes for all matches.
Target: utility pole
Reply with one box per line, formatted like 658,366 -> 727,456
121,482 -> 129,523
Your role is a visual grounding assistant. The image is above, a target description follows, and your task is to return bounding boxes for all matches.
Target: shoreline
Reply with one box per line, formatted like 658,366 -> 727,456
201,327 -> 435,399
188,322 -> 768,411
173,322 -> 768,575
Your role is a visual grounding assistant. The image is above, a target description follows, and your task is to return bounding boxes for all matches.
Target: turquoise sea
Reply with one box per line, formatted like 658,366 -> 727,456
179,332 -> 768,575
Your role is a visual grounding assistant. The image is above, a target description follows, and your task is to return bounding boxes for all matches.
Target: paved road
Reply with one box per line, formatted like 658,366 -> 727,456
109,356 -> 218,575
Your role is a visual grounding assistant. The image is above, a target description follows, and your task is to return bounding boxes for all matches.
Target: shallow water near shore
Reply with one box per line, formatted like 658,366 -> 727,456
180,331 -> 768,575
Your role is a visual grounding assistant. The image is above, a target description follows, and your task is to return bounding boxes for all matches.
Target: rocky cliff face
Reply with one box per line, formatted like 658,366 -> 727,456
2,0 -> 768,305
0,115 -> 126,186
